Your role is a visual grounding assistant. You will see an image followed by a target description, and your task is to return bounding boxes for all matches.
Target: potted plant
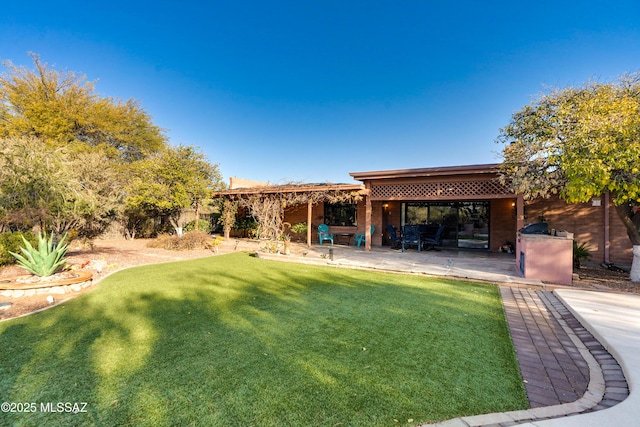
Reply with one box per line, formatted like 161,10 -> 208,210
209,236 -> 224,253
282,234 -> 291,255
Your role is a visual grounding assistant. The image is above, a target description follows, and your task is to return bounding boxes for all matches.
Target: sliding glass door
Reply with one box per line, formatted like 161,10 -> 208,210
401,201 -> 489,249
457,202 -> 489,249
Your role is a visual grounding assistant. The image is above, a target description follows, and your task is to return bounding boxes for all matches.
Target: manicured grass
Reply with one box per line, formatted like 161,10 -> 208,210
0,252 -> 527,426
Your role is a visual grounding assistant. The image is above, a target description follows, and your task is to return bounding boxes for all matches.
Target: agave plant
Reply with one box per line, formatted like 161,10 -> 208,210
9,231 -> 69,277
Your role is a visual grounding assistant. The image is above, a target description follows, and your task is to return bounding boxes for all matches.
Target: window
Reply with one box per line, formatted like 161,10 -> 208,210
324,203 -> 357,226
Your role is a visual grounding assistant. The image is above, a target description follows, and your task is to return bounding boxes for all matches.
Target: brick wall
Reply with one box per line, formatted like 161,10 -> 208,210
490,199 -> 517,251
284,200 -> 384,245
379,201 -> 402,246
524,196 -> 633,266
282,195 -> 634,264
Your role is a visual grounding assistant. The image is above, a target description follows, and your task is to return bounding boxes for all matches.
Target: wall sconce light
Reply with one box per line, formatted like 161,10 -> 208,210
592,197 -> 601,207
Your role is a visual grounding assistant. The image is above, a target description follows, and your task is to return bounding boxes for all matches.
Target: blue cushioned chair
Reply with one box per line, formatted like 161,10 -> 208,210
401,225 -> 421,252
422,225 -> 445,251
317,224 -> 334,245
354,225 -> 374,248
386,225 -> 400,249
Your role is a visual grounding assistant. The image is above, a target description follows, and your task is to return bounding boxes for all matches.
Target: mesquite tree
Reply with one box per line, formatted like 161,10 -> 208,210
124,145 -> 223,237
497,73 -> 640,281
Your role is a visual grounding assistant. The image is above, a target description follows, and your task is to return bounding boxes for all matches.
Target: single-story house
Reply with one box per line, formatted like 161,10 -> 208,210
218,163 -> 633,266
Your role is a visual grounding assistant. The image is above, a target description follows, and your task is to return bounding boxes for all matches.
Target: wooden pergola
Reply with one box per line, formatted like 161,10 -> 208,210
215,182 -> 367,247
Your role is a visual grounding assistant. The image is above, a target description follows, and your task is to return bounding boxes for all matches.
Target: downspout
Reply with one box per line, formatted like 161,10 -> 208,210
604,191 -> 610,264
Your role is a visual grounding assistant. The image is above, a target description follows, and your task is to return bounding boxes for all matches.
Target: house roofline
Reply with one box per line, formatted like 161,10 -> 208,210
350,163 -> 501,181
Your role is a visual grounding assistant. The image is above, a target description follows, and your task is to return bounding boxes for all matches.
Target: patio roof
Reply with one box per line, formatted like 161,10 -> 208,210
215,182 -> 365,196
349,163 -> 512,202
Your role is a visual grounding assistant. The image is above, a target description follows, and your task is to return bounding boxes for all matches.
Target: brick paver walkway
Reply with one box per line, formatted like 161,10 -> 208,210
501,287 -> 629,414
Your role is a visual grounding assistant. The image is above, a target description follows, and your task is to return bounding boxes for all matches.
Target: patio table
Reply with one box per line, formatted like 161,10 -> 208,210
335,233 -> 354,245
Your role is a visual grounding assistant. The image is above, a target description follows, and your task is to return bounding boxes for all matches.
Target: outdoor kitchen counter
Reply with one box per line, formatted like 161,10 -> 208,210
516,233 -> 574,285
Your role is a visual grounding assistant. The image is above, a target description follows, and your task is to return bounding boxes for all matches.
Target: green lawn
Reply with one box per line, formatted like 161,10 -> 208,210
0,252 -> 527,426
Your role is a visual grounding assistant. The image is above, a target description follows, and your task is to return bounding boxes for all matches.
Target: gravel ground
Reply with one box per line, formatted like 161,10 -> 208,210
0,239 -> 219,320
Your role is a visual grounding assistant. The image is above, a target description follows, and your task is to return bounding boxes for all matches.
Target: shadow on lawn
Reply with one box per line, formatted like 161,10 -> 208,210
0,253 -> 526,426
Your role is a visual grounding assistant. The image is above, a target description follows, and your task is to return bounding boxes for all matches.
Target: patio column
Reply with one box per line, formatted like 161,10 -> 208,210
365,184 -> 372,251
307,200 -> 313,247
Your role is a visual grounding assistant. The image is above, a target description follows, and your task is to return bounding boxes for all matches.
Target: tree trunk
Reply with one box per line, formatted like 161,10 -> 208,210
614,203 -> 640,282
169,213 -> 184,237
125,228 -> 136,240
614,203 -> 640,245
631,246 -> 640,282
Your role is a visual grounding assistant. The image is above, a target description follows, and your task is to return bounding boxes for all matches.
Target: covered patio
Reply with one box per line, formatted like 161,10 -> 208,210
215,182 -> 366,246
218,162 -> 633,266
350,164 -> 525,252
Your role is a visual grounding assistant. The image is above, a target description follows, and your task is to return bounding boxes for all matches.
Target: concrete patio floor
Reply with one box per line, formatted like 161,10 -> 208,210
258,241 -> 544,287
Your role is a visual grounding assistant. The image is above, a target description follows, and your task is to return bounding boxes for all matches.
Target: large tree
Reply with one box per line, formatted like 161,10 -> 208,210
0,53 -> 166,162
124,145 -> 223,237
0,136 -> 123,237
497,73 -> 640,281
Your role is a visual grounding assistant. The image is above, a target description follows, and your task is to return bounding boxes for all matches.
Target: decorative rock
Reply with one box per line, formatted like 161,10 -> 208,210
0,271 -> 93,299
88,259 -> 107,273
0,302 -> 12,310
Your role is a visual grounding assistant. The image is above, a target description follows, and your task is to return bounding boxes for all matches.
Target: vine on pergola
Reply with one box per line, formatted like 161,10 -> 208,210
227,185 -> 364,241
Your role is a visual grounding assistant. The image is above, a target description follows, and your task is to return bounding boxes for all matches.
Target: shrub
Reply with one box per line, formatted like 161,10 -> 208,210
184,219 -> 212,233
233,217 -> 258,238
286,222 -> 308,242
147,230 -> 213,251
573,241 -> 592,268
9,231 -> 69,277
0,231 -> 37,266
290,222 -> 308,235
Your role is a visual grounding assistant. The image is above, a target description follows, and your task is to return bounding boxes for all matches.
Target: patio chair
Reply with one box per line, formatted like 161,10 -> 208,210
422,225 -> 445,251
401,225 -> 421,252
354,225 -> 374,248
317,224 -> 334,245
386,225 -> 400,249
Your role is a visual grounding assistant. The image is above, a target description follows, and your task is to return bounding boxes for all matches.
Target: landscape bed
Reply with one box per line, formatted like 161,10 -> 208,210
0,252 -> 527,426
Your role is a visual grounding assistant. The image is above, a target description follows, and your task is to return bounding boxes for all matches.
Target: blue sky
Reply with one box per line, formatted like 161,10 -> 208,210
2,1 -> 640,185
